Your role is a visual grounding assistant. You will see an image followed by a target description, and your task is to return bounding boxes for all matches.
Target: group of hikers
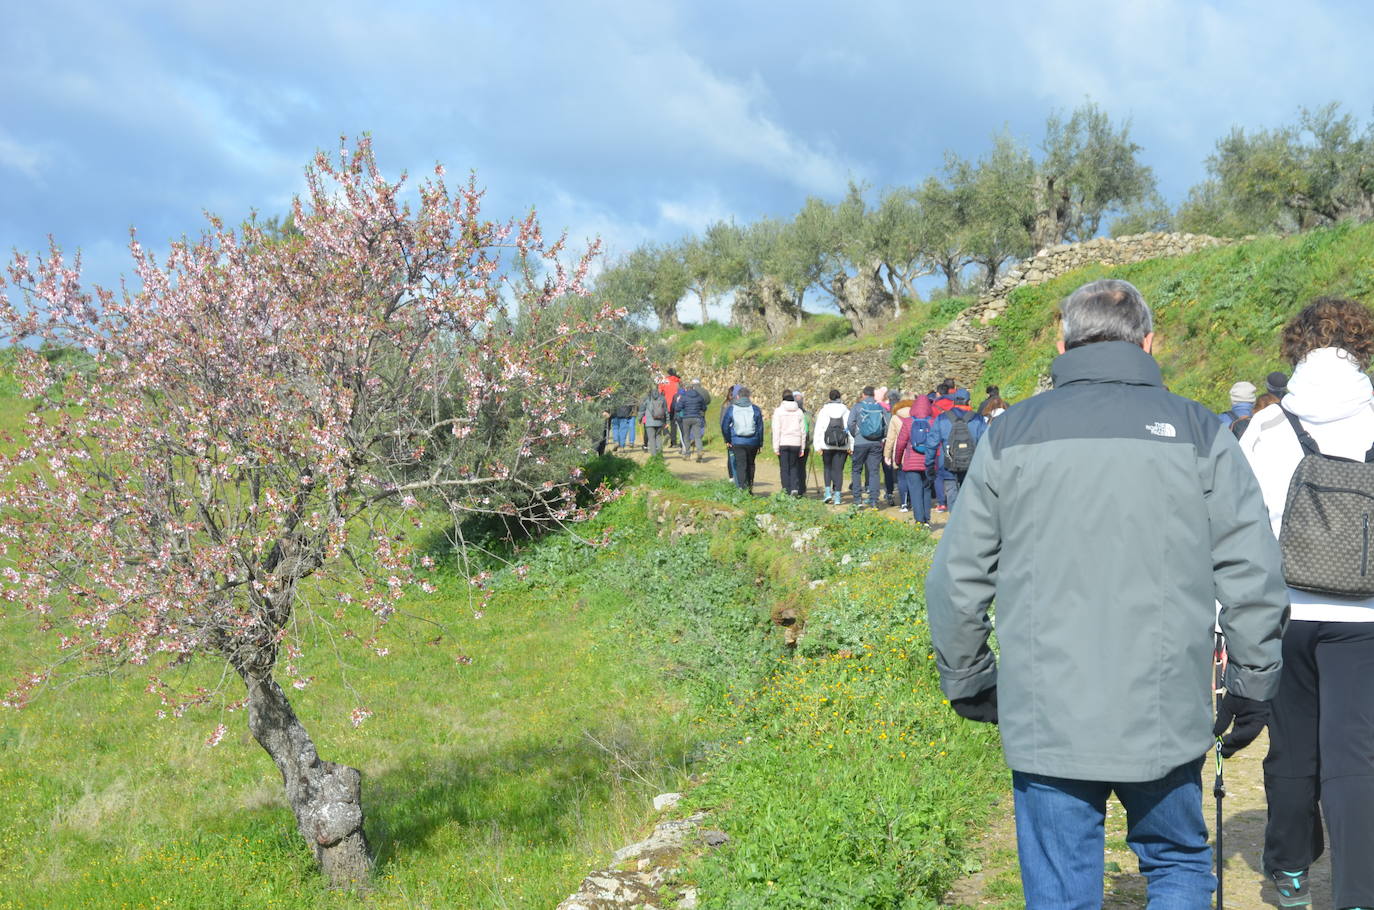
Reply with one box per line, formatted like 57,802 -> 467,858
605,369 -> 1010,527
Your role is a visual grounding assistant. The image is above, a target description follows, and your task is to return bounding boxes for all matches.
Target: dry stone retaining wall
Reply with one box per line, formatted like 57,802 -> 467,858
903,232 -> 1231,392
676,232 -> 1230,404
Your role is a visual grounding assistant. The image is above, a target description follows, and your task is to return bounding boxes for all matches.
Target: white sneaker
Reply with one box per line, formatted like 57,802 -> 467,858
899,506 -> 910,513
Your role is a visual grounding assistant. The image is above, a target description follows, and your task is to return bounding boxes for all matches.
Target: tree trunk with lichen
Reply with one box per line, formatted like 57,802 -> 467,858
241,670 -> 372,887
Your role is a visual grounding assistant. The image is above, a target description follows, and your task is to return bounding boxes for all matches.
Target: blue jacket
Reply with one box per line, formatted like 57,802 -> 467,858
846,396 -> 889,444
936,406 -> 986,471
1217,402 -> 1254,426
674,386 -> 708,419
721,398 -> 764,447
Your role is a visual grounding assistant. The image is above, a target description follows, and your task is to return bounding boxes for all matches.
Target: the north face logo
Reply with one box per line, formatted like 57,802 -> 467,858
1146,422 -> 1177,438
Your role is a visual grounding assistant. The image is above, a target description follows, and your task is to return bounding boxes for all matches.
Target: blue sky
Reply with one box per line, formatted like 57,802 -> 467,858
5,0 -> 1374,317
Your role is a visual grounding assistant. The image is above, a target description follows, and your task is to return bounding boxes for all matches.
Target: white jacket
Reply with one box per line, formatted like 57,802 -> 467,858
771,400 -> 806,451
1239,347 -> 1374,622
812,401 -> 852,451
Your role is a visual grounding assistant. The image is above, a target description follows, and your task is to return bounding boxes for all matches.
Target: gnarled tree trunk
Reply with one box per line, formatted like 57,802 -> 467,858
833,267 -> 894,337
241,670 -> 373,888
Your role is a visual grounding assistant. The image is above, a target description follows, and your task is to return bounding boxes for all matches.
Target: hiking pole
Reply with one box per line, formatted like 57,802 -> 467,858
1213,630 -> 1227,910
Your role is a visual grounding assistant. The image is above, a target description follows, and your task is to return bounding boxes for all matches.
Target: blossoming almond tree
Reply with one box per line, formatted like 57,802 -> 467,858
0,137 -> 622,886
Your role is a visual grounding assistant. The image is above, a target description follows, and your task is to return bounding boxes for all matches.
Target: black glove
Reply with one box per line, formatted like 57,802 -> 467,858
950,686 -> 998,724
1213,692 -> 1270,758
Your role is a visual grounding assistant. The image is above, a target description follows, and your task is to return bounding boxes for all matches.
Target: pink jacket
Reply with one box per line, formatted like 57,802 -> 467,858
893,397 -> 934,472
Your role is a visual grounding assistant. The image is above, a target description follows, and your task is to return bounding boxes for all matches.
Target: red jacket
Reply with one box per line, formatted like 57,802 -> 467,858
659,376 -> 681,412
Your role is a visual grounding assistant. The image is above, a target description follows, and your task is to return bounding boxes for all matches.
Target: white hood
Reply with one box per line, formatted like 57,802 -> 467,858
1283,347 -> 1374,427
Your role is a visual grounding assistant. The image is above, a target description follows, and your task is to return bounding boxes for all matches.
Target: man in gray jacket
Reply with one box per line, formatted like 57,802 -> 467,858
926,279 -> 1288,908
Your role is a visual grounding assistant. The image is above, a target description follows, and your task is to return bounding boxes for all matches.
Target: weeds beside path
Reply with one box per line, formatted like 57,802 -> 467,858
625,442 -> 1331,909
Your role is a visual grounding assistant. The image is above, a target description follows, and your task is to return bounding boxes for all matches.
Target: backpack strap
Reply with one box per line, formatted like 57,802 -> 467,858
1282,408 -> 1322,456
1282,407 -> 1374,462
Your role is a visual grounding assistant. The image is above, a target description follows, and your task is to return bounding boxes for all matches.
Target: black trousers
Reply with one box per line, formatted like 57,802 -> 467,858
822,449 -> 848,494
1264,619 -> 1374,907
777,446 -> 803,495
732,445 -> 759,491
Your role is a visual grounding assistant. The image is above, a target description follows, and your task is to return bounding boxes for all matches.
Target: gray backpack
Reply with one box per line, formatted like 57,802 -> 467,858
1278,409 -> 1374,597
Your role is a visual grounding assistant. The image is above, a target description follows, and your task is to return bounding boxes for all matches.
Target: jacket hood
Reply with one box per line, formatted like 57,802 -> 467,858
1283,347 -> 1374,425
911,396 -> 932,419
1051,341 -> 1163,389
895,405 -> 911,418
733,396 -> 754,408
776,400 -> 800,413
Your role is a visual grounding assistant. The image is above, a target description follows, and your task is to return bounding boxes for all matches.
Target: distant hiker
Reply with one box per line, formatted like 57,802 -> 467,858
890,398 -> 934,527
772,390 -> 806,496
794,391 -> 813,496
1238,297 -> 1374,910
814,389 -> 851,505
926,278 -> 1288,909
977,384 -> 1001,416
894,394 -> 936,524
1218,380 -> 1257,429
936,389 -> 985,514
609,397 -> 638,451
723,383 -> 743,479
674,379 -> 711,461
930,382 -> 958,511
640,386 -> 668,456
659,369 -> 682,448
721,386 -> 764,493
884,390 -> 906,508
979,396 -> 1009,421
931,381 -> 957,418
847,385 -> 888,509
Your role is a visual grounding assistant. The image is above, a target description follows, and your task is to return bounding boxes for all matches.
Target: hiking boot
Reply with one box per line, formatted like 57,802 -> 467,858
1270,869 -> 1311,907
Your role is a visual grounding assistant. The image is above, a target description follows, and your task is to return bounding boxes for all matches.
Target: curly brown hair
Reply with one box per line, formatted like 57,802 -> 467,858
1280,296 -> 1374,368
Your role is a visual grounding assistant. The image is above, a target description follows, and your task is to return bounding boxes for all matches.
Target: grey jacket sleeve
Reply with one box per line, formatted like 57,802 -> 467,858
924,439 -> 1001,699
1204,427 -> 1289,700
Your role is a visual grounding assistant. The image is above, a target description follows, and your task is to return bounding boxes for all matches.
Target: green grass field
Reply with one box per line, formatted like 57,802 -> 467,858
0,403 -> 1005,909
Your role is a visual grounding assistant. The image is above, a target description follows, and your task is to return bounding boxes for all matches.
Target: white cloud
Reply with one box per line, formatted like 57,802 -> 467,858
0,131 -> 47,180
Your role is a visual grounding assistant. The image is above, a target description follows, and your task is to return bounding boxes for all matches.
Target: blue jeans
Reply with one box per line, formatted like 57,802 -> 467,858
850,442 -> 882,505
899,469 -> 932,522
1012,757 -> 1213,909
611,417 -> 635,447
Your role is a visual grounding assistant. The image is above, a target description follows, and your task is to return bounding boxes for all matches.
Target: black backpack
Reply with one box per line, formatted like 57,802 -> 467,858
1278,409 -> 1374,597
944,411 -> 977,473
648,394 -> 666,421
823,415 -> 848,448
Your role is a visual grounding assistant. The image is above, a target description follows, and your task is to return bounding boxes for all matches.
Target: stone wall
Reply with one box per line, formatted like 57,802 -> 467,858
675,232 -> 1231,403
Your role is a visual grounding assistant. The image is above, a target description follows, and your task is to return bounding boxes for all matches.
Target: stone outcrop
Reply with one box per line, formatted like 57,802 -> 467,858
901,232 -> 1231,392
554,806 -> 716,909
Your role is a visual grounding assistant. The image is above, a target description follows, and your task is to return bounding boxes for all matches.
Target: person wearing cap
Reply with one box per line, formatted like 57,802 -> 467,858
927,278 -> 1287,908
672,378 -> 711,461
1218,380 -> 1257,429
1267,371 -> 1290,398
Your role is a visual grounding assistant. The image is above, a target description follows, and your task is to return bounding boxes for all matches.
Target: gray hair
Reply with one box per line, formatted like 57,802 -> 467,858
1061,279 -> 1153,350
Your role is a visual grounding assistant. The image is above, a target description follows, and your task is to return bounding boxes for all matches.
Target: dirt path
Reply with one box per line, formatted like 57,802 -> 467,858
625,440 -> 1333,909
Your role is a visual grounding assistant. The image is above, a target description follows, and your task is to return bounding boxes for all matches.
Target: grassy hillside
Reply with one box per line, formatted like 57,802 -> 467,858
0,371 -> 1004,910
981,221 -> 1374,404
